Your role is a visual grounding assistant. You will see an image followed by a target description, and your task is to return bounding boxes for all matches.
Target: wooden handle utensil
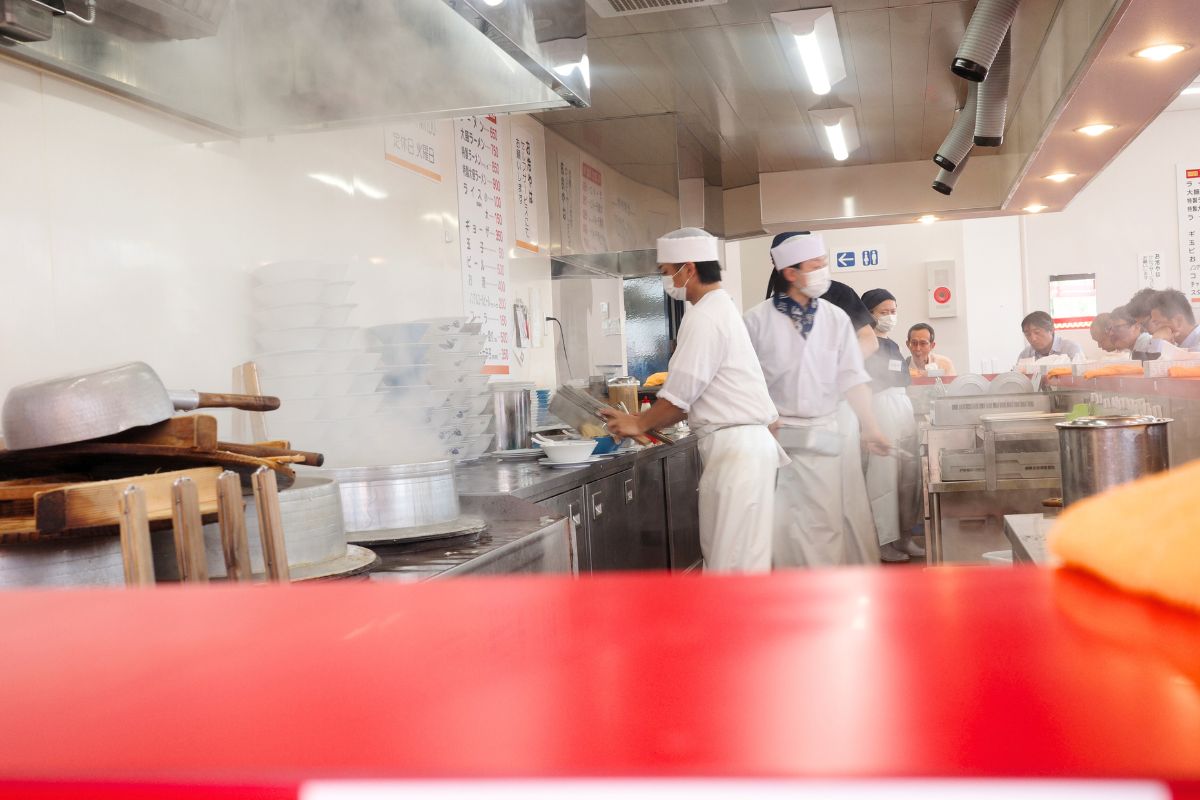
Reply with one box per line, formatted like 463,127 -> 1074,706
251,466 -> 289,583
119,486 -> 155,587
171,476 -> 208,583
216,470 -> 251,582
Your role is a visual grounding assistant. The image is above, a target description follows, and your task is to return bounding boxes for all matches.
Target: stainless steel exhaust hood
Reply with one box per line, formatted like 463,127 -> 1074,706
0,0 -> 589,135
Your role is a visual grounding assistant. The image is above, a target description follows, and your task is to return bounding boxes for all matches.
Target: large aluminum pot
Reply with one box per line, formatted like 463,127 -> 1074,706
1056,415 -> 1171,506
0,536 -> 125,588
322,460 -> 459,533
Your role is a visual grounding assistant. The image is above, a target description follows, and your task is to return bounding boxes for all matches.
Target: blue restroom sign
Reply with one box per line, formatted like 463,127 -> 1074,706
833,245 -> 886,272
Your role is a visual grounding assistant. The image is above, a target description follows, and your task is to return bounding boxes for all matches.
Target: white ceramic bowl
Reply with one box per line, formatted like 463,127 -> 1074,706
539,439 -> 597,463
258,349 -> 381,377
444,389 -> 474,407
461,374 -> 490,392
255,327 -> 358,353
465,433 -> 495,457
424,333 -> 487,353
459,415 -> 491,437
261,373 -> 357,398
366,323 -> 430,345
253,261 -> 349,284
418,317 -> 470,336
318,304 -> 356,327
254,303 -> 328,330
444,403 -> 472,422
464,393 -> 492,416
373,343 -> 434,367
252,280 -> 353,308
430,351 -> 486,372
384,364 -> 432,386
437,426 -> 465,445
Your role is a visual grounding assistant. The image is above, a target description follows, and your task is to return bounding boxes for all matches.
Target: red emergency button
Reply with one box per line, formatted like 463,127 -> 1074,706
933,286 -> 952,304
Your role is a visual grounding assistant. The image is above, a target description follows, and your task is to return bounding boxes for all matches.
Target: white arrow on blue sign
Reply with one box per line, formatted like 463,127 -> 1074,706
836,251 -> 856,268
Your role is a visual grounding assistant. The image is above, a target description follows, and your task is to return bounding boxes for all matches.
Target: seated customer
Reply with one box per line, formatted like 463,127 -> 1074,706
1147,289 -> 1200,350
904,323 -> 956,377
1017,311 -> 1083,362
1090,313 -> 1117,352
1110,305 -> 1160,360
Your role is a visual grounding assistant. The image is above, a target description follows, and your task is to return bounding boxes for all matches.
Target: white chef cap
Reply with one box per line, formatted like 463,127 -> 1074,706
770,233 -> 827,270
656,227 -> 720,265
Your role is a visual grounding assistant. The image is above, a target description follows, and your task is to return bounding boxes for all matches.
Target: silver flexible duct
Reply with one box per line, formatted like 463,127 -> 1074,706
934,81 -> 978,172
974,30 -> 1011,146
953,0 -> 1021,82
932,149 -> 972,196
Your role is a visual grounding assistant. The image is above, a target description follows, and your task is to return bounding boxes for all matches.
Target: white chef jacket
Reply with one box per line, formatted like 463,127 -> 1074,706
658,289 -> 778,435
743,297 -> 871,420
1179,325 -> 1200,351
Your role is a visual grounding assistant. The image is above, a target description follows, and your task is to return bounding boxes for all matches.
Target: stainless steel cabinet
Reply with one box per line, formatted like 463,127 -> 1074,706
626,463 -> 670,570
585,469 -> 635,571
664,447 -> 703,572
536,487 -> 589,573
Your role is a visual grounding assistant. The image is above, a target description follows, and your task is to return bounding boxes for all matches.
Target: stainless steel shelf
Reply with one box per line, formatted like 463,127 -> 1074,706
928,477 -> 1062,494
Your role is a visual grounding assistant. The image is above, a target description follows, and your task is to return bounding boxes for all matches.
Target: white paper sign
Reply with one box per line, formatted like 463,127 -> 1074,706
557,156 -> 577,254
454,115 -> 509,375
831,245 -> 886,273
1177,164 -> 1200,305
580,158 -> 608,253
1138,252 -> 1168,290
384,121 -> 442,183
510,125 -> 542,255
612,193 -> 637,251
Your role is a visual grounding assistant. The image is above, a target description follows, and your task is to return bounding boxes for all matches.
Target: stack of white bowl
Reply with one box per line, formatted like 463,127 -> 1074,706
367,317 -> 494,464
250,262 -> 384,459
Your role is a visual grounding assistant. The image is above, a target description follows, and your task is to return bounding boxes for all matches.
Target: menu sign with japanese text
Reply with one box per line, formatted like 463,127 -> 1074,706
511,126 -> 542,255
454,115 -> 509,375
557,156 -> 577,253
384,121 -> 442,183
1138,252 -> 1168,290
580,159 -> 608,253
1178,165 -> 1200,305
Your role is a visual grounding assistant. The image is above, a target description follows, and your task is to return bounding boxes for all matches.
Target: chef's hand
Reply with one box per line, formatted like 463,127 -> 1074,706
598,407 -> 643,443
769,419 -> 782,438
862,428 -> 893,457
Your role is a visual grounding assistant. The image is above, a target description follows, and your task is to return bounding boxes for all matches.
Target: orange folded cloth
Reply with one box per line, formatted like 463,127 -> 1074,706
1167,366 -> 1200,378
1083,364 -> 1143,379
1046,367 -> 1073,378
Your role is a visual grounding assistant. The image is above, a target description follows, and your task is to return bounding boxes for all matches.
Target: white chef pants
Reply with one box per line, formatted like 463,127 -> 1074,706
838,401 -> 882,565
774,415 -> 846,568
866,387 -> 921,546
696,425 -> 783,573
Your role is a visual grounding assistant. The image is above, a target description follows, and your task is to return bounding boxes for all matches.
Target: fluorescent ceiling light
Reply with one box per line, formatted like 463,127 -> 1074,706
1075,123 -> 1115,137
917,214 -> 939,224
1024,204 -> 1048,213
1182,84 -> 1200,96
1135,43 -> 1188,61
772,8 -> 846,96
482,0 -> 505,5
809,107 -> 860,163
1044,172 -> 1077,183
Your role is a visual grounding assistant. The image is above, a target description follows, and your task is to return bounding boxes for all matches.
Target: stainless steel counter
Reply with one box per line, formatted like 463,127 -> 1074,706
1003,513 -> 1056,565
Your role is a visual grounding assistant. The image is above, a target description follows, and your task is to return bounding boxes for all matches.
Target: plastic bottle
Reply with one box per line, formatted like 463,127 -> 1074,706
639,398 -> 651,413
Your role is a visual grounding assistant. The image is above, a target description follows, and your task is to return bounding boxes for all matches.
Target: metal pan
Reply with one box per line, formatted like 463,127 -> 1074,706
1,362 -> 280,451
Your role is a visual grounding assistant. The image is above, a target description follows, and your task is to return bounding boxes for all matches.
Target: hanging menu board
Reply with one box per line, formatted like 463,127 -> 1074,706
580,159 -> 608,253
510,125 -> 542,255
612,192 -> 637,251
455,115 -> 509,375
384,121 -> 442,183
1177,164 -> 1200,306
1138,252 -> 1168,290
557,155 -> 577,253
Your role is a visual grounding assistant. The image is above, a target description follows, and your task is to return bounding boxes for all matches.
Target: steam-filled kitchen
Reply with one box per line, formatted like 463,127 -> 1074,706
0,0 -> 1199,796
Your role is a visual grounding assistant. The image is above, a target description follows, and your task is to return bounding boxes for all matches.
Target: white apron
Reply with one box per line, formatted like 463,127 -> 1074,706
774,414 -> 846,568
866,387 -> 921,546
697,425 -> 785,573
837,400 -> 881,565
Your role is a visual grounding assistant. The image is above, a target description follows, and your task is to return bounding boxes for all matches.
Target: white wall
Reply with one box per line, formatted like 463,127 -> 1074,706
736,222 -> 971,373
1023,107 -> 1200,334
962,217 -> 1026,371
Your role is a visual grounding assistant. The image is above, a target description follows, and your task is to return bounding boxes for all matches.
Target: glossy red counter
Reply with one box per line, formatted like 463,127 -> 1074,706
0,568 -> 1197,798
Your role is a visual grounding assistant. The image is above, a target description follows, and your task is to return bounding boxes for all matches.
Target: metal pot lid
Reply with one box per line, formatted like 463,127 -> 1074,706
1056,415 -> 1173,428
607,376 -> 639,386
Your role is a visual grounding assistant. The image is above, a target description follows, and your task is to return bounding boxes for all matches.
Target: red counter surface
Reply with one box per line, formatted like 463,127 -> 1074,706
0,568 -> 1197,799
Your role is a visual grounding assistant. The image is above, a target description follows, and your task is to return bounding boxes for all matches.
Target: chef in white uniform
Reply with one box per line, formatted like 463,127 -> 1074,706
744,233 -> 891,568
600,228 -> 784,573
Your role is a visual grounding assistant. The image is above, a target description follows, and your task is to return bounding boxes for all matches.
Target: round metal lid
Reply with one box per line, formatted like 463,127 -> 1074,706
1055,415 -> 1173,428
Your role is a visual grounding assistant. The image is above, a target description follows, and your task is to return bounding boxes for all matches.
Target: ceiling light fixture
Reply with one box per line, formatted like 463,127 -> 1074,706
1044,172 -> 1077,183
810,107 -> 860,162
1134,43 -> 1188,61
1075,123 -> 1115,137
1182,84 -> 1200,96
772,8 -> 846,97
1024,204 -> 1048,213
917,214 -> 939,224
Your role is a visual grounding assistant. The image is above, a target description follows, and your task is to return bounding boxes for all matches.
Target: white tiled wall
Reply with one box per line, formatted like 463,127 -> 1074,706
0,59 -> 562,425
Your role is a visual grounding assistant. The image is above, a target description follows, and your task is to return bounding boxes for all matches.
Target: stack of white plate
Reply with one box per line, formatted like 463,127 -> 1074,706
366,317 -> 493,464
250,262 -> 383,457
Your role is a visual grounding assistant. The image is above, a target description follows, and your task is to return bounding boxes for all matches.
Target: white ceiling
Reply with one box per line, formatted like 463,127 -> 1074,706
539,0 -> 1063,189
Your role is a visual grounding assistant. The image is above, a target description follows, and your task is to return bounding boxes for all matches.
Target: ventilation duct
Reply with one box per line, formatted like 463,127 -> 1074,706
934,81 -> 978,172
932,149 -> 972,196
952,0 -> 1021,82
974,30 -> 1011,146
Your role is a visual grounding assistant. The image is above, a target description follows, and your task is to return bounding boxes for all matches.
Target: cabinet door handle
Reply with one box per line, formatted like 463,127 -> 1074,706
624,478 -> 634,504
568,502 -> 582,527
591,492 -> 603,520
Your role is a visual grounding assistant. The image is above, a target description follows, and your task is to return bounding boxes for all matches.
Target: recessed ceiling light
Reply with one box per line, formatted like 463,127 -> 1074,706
1076,123 -> 1116,137
1024,204 -> 1048,213
917,214 -> 939,224
1182,84 -> 1200,96
1044,172 -> 1077,183
1134,43 -> 1188,61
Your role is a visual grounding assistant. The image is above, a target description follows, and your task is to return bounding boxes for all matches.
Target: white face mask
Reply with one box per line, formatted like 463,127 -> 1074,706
800,266 -> 831,298
875,314 -> 898,334
662,266 -> 691,301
